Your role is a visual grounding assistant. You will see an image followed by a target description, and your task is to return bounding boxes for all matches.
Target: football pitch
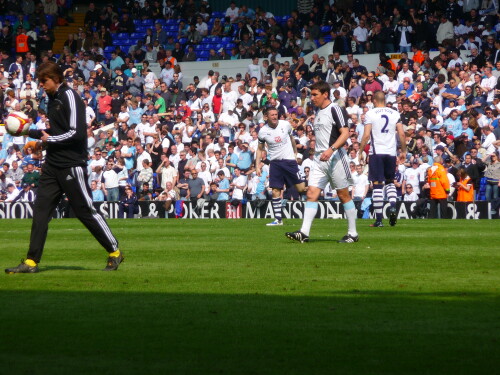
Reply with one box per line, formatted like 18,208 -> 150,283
0,218 -> 498,375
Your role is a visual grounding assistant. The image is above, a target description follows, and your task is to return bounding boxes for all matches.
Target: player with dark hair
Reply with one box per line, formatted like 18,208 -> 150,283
359,91 -> 406,227
5,61 -> 123,274
256,107 -> 305,226
286,81 -> 358,243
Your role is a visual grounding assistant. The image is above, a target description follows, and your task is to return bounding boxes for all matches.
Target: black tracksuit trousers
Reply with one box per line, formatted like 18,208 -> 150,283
27,163 -> 119,263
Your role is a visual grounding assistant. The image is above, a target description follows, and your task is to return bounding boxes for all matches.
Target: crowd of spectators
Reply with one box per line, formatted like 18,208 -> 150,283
0,0 -> 500,217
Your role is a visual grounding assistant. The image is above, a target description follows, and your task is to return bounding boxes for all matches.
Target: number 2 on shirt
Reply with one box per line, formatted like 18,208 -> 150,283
380,115 -> 389,133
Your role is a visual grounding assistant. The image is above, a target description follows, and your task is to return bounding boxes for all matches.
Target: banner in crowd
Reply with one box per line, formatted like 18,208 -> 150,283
0,201 -> 497,220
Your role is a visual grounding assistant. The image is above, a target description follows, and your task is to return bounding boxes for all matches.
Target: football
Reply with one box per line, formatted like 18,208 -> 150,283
5,111 -> 30,136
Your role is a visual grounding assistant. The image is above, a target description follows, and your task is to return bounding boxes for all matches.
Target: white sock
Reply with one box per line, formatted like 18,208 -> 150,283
300,201 -> 318,236
343,200 -> 358,236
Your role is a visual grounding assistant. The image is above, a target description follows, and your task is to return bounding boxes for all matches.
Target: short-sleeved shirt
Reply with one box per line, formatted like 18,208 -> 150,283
364,107 -> 401,156
155,96 -> 166,114
188,177 -> 204,197
313,102 -> 349,153
258,120 -> 295,161
217,178 -> 230,200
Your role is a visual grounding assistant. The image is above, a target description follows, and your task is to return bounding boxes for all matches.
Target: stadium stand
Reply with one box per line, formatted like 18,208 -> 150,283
0,0 -> 499,217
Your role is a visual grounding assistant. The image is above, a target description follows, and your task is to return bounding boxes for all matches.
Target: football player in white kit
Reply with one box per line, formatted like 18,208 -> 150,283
359,91 -> 406,227
256,108 -> 306,226
286,81 -> 359,243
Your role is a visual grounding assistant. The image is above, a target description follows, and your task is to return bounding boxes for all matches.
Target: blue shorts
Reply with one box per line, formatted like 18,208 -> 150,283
368,154 -> 397,184
269,159 -> 302,189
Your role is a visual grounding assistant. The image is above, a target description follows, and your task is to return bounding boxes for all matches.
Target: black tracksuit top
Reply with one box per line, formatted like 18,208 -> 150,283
28,83 -> 88,169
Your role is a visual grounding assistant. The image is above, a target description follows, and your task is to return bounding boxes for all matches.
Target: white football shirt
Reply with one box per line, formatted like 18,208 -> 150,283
258,120 -> 296,161
364,107 -> 401,156
313,103 -> 349,153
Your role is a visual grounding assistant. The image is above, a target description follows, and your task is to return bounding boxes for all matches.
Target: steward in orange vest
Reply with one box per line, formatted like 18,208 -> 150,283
456,168 -> 474,202
426,156 -> 451,218
16,30 -> 30,54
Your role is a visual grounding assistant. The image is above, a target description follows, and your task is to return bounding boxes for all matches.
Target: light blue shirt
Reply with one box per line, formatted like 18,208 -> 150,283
217,178 -> 230,200
128,106 -> 143,126
444,118 -> 463,138
124,146 -> 136,170
236,151 -> 253,170
110,56 -> 125,78
92,189 -> 104,201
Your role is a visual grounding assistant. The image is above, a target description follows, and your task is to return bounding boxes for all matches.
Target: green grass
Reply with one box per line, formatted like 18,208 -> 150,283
0,218 -> 499,375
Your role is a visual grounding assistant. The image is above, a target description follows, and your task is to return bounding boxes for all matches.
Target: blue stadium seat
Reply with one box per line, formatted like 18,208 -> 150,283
133,20 -> 141,26
116,33 -> 130,39
221,37 -> 232,43
199,50 -> 209,58
179,38 -> 187,44
130,32 -> 143,39
142,20 -> 154,26
196,57 -> 208,61
321,25 -> 332,33
135,26 -> 147,33
46,15 -> 54,28
104,46 -> 115,53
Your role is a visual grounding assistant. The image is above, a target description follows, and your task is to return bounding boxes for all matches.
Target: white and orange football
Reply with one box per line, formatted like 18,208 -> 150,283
5,111 -> 30,136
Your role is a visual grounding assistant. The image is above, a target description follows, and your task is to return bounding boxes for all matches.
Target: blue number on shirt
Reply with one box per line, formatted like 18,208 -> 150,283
381,115 -> 389,133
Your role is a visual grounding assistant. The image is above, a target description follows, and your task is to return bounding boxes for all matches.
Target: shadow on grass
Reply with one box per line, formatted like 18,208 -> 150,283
0,290 -> 497,375
39,266 -> 89,272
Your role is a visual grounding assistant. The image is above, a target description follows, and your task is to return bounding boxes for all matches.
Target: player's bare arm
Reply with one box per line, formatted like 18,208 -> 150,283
396,122 -> 406,155
255,142 -> 265,176
289,134 -> 298,158
358,123 -> 372,163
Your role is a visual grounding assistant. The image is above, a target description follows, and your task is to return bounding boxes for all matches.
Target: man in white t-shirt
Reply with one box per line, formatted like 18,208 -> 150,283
230,167 -> 247,201
135,143 -> 152,172
246,57 -> 262,82
221,82 -> 238,113
353,20 -> 369,53
403,160 -> 421,196
218,109 -> 239,140
135,115 -> 150,145
156,156 -> 178,189
89,148 -> 106,171
225,2 -> 239,22
481,125 -> 497,155
397,63 -> 413,84
143,117 -> 158,145
403,183 -> 419,201
351,164 -> 369,201
195,16 -> 208,36
480,67 -> 497,104
101,160 -> 120,201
